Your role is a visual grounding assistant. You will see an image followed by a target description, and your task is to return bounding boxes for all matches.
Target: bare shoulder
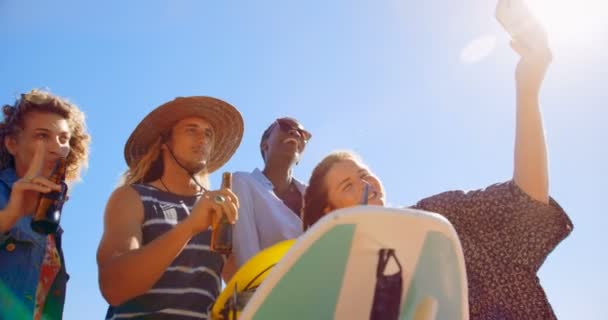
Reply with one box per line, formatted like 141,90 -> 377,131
107,184 -> 141,205
97,185 -> 144,264
104,185 -> 144,222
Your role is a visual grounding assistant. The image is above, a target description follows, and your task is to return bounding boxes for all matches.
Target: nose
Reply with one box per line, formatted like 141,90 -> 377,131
361,182 -> 370,205
47,137 -> 61,153
288,128 -> 302,139
362,179 -> 378,194
48,137 -> 70,158
195,132 -> 210,145
361,179 -> 375,191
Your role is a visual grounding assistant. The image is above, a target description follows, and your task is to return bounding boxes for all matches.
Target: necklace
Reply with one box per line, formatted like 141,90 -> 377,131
159,178 -> 205,196
159,178 -> 171,193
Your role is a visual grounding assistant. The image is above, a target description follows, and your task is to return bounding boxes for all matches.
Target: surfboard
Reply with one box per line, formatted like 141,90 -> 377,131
213,206 -> 469,320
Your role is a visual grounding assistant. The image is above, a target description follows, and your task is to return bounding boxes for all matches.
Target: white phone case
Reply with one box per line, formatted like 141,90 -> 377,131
495,0 -> 547,49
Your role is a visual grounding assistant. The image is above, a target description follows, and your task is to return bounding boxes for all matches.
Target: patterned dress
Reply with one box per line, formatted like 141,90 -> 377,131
413,181 -> 573,320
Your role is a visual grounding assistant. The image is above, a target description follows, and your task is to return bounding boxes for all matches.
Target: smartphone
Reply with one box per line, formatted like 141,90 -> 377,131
495,0 -> 547,49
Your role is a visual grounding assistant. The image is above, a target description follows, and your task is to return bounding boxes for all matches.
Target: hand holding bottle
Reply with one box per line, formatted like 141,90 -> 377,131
7,141 -> 62,220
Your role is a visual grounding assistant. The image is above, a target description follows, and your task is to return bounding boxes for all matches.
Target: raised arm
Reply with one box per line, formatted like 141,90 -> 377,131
511,40 -> 552,204
0,141 -> 61,233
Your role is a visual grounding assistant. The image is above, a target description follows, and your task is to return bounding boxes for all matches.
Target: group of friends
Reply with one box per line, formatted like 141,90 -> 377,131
0,38 -> 572,320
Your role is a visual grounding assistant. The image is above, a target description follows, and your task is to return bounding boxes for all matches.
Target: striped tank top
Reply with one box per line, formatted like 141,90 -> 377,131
105,184 -> 224,320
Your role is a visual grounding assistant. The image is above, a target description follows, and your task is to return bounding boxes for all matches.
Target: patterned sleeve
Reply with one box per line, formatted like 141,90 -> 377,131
412,181 -> 573,272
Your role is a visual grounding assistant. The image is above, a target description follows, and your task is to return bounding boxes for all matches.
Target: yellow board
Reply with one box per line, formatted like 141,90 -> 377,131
211,239 -> 295,320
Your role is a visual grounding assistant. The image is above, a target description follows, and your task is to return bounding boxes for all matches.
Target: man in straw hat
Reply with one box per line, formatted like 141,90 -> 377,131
96,96 -> 242,319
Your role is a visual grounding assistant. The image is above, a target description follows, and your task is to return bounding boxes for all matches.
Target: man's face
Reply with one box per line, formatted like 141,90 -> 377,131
262,118 -> 311,165
4,111 -> 71,178
165,116 -> 215,173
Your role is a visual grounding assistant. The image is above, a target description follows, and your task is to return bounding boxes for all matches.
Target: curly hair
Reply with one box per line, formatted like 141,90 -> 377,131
0,89 -> 91,183
302,151 -> 364,230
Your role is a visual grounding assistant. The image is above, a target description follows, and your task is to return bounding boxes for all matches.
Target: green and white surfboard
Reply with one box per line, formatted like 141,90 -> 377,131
239,206 -> 469,320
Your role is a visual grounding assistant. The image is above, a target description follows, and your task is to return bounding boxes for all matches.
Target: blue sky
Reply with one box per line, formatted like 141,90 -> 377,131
1,0 -> 607,318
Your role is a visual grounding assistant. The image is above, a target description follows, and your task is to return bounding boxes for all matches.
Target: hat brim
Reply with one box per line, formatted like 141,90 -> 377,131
124,96 -> 243,174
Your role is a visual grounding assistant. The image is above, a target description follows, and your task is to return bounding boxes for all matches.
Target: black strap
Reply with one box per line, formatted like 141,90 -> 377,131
243,263 -> 276,291
370,248 -> 403,320
219,263 -> 277,318
376,249 -> 402,277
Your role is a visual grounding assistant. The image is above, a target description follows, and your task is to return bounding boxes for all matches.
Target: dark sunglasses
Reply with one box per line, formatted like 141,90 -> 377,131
275,118 -> 312,142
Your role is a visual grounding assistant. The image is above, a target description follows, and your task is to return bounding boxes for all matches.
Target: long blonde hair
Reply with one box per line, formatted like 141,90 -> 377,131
0,89 -> 90,183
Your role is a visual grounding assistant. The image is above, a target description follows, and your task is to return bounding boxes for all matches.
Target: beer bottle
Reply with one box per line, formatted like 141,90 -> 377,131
31,158 -> 68,234
211,172 -> 233,254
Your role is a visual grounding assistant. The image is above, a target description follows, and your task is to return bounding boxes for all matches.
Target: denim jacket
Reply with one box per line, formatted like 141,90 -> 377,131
0,167 -> 68,320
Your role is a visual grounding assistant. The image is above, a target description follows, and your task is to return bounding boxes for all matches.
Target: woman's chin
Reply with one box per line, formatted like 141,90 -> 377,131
368,198 -> 385,206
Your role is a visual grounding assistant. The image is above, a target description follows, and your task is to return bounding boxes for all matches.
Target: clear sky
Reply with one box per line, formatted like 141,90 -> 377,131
1,0 -> 607,318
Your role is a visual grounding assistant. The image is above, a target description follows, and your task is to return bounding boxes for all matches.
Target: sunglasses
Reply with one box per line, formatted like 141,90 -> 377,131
275,118 -> 312,142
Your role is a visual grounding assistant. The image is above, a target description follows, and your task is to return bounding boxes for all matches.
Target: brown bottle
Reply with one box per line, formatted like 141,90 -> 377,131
31,158 -> 68,234
211,172 -> 233,255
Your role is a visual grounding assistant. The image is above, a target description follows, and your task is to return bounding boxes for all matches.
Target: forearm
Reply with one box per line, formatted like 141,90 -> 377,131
0,207 -> 22,234
99,221 -> 194,306
513,91 -> 549,203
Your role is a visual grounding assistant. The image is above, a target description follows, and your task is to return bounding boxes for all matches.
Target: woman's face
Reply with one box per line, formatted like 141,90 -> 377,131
323,159 -> 385,213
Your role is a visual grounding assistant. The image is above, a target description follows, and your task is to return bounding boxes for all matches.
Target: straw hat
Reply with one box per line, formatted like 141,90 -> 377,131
124,96 -> 244,173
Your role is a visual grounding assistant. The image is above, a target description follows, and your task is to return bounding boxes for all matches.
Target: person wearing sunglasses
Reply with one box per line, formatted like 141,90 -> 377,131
230,117 -> 311,272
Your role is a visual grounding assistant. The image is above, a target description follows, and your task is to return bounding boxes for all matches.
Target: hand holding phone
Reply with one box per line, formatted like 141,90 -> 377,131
495,0 -> 548,50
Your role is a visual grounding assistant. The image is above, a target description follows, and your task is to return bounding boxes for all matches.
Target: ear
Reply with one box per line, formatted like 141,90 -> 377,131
261,141 -> 269,160
4,135 -> 17,156
208,139 -> 215,153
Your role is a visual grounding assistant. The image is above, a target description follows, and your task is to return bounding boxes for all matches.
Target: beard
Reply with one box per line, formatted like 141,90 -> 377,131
182,158 -> 208,174
165,143 -> 210,174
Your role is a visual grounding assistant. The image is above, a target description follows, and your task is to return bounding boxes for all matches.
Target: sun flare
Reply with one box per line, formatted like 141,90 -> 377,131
526,0 -> 608,44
